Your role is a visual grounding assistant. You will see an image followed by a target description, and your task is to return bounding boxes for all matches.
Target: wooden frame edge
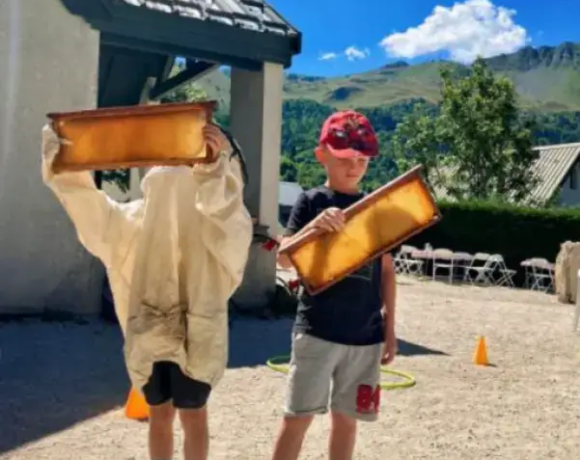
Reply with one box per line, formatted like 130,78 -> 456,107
297,214 -> 442,296
280,165 -> 443,296
48,101 -> 218,173
46,100 -> 218,121
279,165 -> 426,255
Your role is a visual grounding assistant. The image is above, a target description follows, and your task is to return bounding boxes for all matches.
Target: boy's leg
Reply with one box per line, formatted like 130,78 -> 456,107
329,343 -> 383,460
142,361 -> 177,460
270,333 -> 342,460
329,411 -> 357,460
170,363 -> 212,460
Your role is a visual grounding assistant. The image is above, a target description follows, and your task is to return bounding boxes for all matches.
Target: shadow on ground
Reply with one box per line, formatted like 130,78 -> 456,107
0,320 -> 129,456
228,317 -> 447,368
0,317 -> 447,455
397,339 -> 448,357
228,317 -> 294,368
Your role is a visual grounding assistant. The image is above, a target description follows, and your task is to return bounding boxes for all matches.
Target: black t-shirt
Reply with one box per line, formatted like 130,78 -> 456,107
285,185 -> 385,346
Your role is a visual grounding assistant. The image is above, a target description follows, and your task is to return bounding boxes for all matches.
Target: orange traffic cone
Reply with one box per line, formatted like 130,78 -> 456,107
472,336 -> 489,366
124,387 -> 150,421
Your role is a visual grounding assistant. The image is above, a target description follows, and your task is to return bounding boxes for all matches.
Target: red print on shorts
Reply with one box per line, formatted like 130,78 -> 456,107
356,384 -> 381,414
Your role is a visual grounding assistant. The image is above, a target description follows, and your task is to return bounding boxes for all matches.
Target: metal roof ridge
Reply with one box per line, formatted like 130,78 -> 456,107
533,141 -> 580,150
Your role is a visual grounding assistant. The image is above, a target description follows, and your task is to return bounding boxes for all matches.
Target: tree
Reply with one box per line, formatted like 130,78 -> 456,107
280,156 -> 298,182
391,102 -> 447,191
159,60 -> 209,104
159,80 -> 207,104
392,58 -> 539,203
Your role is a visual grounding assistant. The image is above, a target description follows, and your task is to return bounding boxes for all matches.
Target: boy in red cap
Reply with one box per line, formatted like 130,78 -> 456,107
270,110 -> 398,460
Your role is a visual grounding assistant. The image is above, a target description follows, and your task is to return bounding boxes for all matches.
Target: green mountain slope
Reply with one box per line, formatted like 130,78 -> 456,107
283,61 -> 454,108
195,70 -> 231,113
196,42 -> 580,112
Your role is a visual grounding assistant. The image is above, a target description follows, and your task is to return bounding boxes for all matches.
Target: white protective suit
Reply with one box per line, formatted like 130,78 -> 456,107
41,125 -> 253,392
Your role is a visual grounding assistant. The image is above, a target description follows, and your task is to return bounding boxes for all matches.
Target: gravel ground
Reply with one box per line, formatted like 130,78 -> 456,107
1,277 -> 580,460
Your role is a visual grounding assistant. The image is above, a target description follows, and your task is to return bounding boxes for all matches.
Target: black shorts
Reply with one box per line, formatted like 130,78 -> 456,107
142,361 -> 212,409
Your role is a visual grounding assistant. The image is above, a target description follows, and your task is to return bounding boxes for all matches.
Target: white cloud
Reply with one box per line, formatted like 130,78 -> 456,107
345,46 -> 371,61
379,0 -> 529,64
319,52 -> 338,61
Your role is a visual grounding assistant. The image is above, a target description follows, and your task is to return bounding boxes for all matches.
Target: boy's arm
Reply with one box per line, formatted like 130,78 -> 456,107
381,253 -> 397,335
41,125 -> 126,267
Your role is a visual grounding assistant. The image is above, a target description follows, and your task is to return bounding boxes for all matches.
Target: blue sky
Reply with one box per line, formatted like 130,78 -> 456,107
272,0 -> 580,77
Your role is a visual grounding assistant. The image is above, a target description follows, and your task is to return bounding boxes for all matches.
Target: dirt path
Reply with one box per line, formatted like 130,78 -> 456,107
1,278 -> 579,459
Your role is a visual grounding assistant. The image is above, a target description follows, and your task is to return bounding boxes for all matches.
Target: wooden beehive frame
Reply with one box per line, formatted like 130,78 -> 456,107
279,165 -> 442,295
46,101 -> 217,172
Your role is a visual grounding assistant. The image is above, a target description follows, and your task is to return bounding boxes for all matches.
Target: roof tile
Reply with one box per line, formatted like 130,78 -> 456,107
431,142 -> 580,206
118,0 -> 297,36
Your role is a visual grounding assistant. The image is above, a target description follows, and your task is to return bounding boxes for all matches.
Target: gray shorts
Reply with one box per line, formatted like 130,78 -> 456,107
285,332 -> 383,422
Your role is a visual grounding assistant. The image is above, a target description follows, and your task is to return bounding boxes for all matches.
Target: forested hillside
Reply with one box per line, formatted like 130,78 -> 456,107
193,42 -> 580,191
275,98 -> 580,190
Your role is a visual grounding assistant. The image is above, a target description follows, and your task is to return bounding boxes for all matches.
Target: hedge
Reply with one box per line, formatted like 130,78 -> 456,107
407,200 -> 580,285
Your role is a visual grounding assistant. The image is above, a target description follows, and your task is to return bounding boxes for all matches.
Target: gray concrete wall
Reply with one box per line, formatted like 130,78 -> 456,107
0,0 -> 102,315
229,63 -> 284,309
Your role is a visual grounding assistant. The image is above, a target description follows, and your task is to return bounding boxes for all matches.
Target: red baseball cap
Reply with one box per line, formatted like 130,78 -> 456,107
318,110 -> 379,159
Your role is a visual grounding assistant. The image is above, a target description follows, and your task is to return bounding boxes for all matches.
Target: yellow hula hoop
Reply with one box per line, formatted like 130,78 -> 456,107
266,355 -> 416,390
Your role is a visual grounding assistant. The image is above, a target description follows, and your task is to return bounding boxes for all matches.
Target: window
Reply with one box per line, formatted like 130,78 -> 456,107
570,167 -> 578,190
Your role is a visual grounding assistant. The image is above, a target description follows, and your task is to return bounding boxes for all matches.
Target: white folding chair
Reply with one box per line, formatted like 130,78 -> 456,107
432,249 -> 455,283
528,258 -> 554,292
451,252 -> 473,283
493,254 -> 517,287
521,259 -> 533,288
393,246 -> 412,274
465,253 -> 496,286
395,245 -> 424,277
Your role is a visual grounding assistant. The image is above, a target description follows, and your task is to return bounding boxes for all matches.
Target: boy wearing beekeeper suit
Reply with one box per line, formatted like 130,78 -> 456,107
41,122 -> 253,460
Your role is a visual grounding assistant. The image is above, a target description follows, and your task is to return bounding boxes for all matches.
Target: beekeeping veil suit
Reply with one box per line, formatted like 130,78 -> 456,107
40,124 -> 253,392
